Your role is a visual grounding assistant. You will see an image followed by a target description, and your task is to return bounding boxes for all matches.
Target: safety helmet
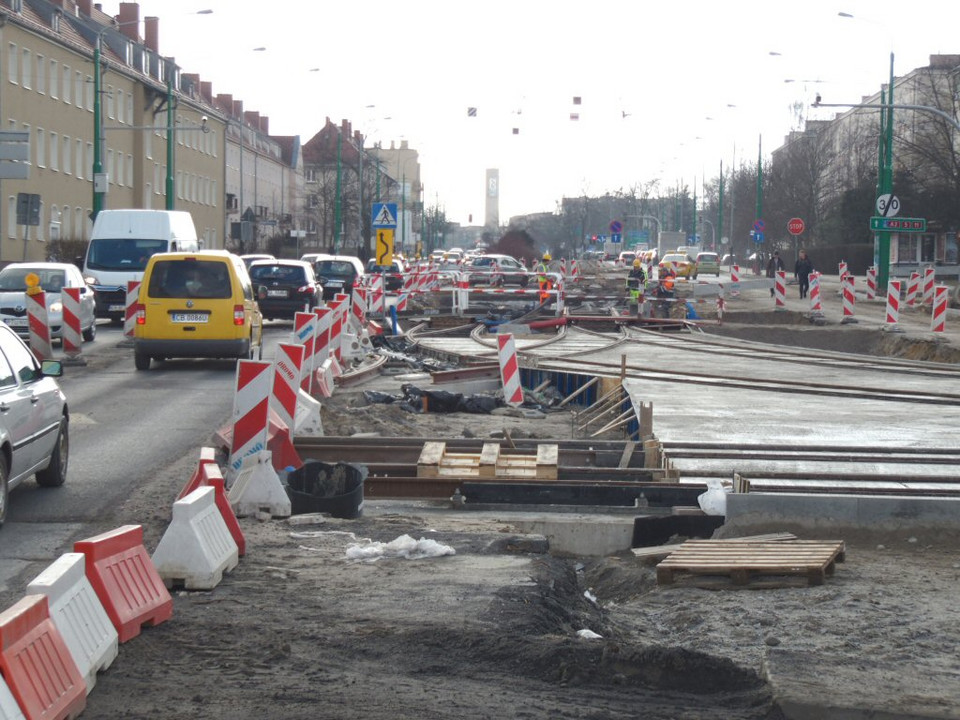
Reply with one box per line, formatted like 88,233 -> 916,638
633,258 -> 641,268
542,253 -> 551,261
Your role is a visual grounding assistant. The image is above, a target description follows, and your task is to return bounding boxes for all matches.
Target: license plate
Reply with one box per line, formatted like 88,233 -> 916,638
3,318 -> 26,327
172,313 -> 209,323
326,280 -> 343,287
108,304 -> 125,312
267,289 -> 288,298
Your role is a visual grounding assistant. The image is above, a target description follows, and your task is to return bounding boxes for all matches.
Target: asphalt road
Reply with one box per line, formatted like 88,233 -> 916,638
0,319 -> 294,593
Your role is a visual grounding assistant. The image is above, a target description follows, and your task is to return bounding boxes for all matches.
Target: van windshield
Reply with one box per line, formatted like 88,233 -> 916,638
86,238 -> 170,271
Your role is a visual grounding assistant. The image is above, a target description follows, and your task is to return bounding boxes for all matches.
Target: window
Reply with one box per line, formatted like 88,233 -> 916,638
74,70 -> 82,108
49,132 -> 58,171
62,64 -> 71,104
62,135 -> 71,175
36,128 -> 45,167
7,196 -> 15,238
2,328 -> 42,385
35,55 -> 45,94
85,74 -> 93,111
75,208 -> 84,241
106,85 -> 115,119
126,93 -> 134,126
49,59 -> 58,98
127,155 -> 133,187
107,148 -> 114,186
21,48 -> 31,89
7,44 -> 17,84
75,138 -> 83,180
60,208 -> 69,239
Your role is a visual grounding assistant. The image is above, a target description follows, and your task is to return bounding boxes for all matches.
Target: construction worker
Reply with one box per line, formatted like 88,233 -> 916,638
536,252 -> 552,303
627,258 -> 646,305
654,265 -> 676,318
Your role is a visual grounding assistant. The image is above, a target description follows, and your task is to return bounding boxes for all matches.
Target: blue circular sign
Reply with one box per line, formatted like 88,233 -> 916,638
753,219 -> 765,233
610,220 -> 623,234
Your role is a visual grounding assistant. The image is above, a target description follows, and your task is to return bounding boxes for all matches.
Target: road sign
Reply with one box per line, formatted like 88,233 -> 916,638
876,194 -> 900,217
787,217 -> 805,235
609,220 -> 623,234
753,219 -> 765,233
753,231 -> 764,244
376,228 -> 395,265
372,203 -> 398,228
610,233 -> 622,243
16,193 -> 40,226
870,216 -> 926,233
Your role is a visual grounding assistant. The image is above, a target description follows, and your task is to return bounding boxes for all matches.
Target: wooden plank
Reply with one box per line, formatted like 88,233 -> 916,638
631,533 -> 798,561
416,441 -> 447,478
479,443 -> 500,478
618,441 -> 636,469
536,444 -> 559,479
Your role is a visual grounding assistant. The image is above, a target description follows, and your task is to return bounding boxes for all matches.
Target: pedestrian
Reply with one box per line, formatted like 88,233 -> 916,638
795,249 -> 814,299
766,250 -> 784,296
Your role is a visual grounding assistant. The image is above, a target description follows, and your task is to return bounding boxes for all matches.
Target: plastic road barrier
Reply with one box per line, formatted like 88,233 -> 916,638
730,265 -> 741,297
886,280 -> 901,326
152,486 -> 239,591
809,272 -> 823,313
932,285 -> 948,333
497,333 -> 524,407
228,360 -> 273,479
26,552 -> 118,694
906,271 -> 920,306
123,280 -> 140,339
178,446 -> 219,500
923,266 -> 936,305
312,307 -> 333,377
25,291 -> 52,362
292,312 -> 318,393
0,594 -> 86,719
774,270 -> 786,308
866,266 -> 877,301
271,343 -> 305,434
351,286 -> 366,332
73,525 -> 173,643
60,287 -> 85,364
838,260 -> 848,280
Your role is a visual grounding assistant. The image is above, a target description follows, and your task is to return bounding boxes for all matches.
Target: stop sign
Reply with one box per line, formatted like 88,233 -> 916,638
787,217 -> 805,235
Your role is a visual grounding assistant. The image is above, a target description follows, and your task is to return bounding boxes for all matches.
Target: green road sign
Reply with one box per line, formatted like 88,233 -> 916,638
870,216 -> 926,232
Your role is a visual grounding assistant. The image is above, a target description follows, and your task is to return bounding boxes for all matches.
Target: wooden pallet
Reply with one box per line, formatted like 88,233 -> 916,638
655,539 -> 845,587
416,441 -> 558,480
631,532 -> 798,561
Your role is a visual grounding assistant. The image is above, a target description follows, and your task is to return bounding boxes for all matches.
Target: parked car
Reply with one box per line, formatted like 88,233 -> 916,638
311,255 -> 365,300
366,258 -> 407,292
720,253 -> 737,268
658,252 -> 698,279
0,262 -> 97,342
248,260 -> 323,319
465,254 -> 530,287
0,322 -> 67,525
133,251 -> 263,370
239,254 -> 275,269
695,251 -> 721,276
617,251 -> 637,266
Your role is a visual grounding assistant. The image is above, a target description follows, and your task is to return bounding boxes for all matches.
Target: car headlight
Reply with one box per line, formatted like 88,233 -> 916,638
49,301 -> 63,314
83,274 -> 99,285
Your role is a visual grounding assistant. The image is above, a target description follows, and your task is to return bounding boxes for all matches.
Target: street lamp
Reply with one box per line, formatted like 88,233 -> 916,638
701,218 -> 715,251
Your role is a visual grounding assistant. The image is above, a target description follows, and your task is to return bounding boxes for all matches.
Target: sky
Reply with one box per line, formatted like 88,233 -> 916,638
121,0 -> 959,227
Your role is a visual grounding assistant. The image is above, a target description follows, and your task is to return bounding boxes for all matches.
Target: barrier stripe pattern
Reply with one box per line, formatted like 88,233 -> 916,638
809,272 -> 823,313
838,261 -> 848,280
271,343 -> 305,432
497,333 -> 524,407
26,291 -> 53,362
866,266 -> 877,301
61,287 -> 84,358
932,285 -> 948,333
229,360 -> 273,476
313,306 -> 333,370
842,275 -> 856,318
906,271 -> 920,306
886,280 -> 901,325
774,270 -> 786,308
292,312 -> 318,393
922,266 -> 935,305
351,286 -> 367,331
124,280 -> 140,338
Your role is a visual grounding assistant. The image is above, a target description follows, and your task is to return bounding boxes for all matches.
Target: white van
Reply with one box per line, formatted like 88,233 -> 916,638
82,210 -> 200,323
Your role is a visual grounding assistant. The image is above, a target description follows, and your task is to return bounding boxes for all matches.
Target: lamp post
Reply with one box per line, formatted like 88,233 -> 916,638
701,219 -> 715,251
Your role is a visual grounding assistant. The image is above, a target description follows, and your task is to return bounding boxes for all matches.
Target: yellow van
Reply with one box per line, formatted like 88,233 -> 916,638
133,251 -> 263,371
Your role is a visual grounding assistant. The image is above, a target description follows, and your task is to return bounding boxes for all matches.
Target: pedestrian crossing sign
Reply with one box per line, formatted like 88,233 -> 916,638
372,203 -> 398,228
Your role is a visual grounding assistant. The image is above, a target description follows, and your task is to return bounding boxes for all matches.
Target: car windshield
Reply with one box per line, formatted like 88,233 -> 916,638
147,260 -> 233,299
86,238 -> 169,271
315,261 -> 357,276
698,254 -> 718,261
0,268 -> 68,293
249,265 -> 307,284
662,255 -> 687,263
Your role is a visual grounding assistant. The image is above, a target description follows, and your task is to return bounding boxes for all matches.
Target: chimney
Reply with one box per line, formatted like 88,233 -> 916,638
233,100 -> 244,120
182,73 -> 199,98
244,111 -> 260,130
215,94 -> 233,114
201,81 -> 213,104
78,0 -> 93,16
118,3 -> 139,40
340,119 -> 351,135
144,16 -> 159,52
259,117 -> 269,135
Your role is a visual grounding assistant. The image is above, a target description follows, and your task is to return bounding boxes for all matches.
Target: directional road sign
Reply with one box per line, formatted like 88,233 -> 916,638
376,228 -> 395,265
372,203 -> 398,228
869,216 -> 926,233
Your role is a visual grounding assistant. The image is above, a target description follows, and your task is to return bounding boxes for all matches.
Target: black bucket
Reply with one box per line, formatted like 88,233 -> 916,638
285,461 -> 366,519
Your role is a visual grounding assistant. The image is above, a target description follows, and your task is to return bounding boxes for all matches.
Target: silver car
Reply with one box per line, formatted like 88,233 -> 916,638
0,262 -> 98,342
0,323 -> 68,526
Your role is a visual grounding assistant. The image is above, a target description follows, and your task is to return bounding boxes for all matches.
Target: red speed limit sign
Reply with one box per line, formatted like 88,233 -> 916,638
787,217 -> 805,235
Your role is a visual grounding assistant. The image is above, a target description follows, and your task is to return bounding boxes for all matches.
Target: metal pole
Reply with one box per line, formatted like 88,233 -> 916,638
717,160 -> 724,254
92,37 -> 104,219
165,60 -> 175,210
334,130 -> 342,253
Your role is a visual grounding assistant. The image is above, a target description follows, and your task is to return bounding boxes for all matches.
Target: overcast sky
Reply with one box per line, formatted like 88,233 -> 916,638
124,0 -> 958,226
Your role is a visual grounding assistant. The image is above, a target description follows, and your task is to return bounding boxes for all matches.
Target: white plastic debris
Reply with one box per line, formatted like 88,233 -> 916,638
697,478 -> 730,516
346,534 -> 456,562
577,629 -> 603,640
583,589 -> 599,606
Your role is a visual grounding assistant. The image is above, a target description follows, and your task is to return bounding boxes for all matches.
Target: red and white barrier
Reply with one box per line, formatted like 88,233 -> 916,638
560,258 -> 567,278
369,274 -> 385,316
60,286 -> 85,364
838,260 -> 848,280
497,333 -> 524,407
74,524 -> 173,643
26,290 -> 52,362
179,452 -> 246,556
841,274 -> 857,323
292,312 -> 318,393
886,280 -> 901,327
906,271 -> 920,306
809,272 -> 823,314
228,360 -> 273,478
730,265 -> 741,297
151,486 -> 239,591
272,343 -> 305,433
0,594 -> 86,718
866,266 -> 877,301
571,259 -> 580,282
932,285 -> 948,333
26,552 -> 118,694
124,280 -> 140,339
312,307 -> 333,376
774,270 -> 786,308
922,266 -> 936,305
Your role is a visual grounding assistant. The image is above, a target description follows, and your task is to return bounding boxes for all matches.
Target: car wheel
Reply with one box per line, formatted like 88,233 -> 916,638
134,352 -> 151,371
36,417 -> 68,488
83,320 -> 97,342
0,455 -> 8,527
